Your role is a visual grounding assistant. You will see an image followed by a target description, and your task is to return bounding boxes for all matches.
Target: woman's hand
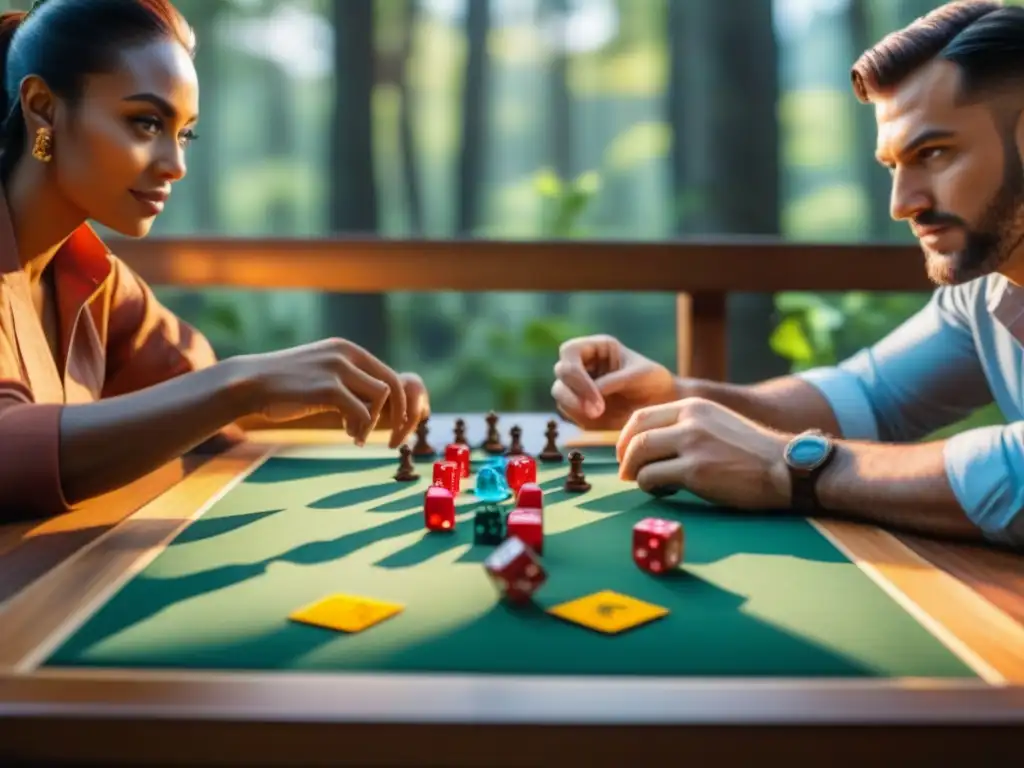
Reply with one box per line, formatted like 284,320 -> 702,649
229,338 -> 429,449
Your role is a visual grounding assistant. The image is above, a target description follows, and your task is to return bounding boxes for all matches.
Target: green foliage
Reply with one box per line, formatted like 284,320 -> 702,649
770,290 -> 1007,439
770,291 -> 929,370
534,168 -> 603,237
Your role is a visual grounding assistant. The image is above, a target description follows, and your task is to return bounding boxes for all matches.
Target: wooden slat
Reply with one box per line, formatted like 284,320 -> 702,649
812,520 -> 1024,684
0,441 -> 273,671
107,237 -> 933,293
902,537 -> 1024,626
0,454 -> 211,606
689,291 -> 728,380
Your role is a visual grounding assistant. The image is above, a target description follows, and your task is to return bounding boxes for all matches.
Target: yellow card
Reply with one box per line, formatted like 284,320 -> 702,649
547,590 -> 668,634
289,593 -> 404,633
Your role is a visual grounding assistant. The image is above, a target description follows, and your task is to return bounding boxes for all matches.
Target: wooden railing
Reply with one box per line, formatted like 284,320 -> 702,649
109,237 -> 932,381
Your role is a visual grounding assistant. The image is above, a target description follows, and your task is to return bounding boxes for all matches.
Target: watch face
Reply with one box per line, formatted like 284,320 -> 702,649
785,434 -> 831,470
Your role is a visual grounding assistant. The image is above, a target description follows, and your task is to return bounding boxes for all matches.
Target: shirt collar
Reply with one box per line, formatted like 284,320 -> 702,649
988,275 -> 1024,341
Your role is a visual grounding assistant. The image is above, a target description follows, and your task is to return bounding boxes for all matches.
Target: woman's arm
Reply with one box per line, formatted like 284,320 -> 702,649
0,359 -> 247,517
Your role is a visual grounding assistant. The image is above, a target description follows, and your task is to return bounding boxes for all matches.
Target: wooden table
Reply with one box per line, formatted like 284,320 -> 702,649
2,413 -> 1023,767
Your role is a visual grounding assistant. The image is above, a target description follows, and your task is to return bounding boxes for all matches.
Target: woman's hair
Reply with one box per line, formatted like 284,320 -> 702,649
0,0 -> 194,178
851,0 -> 1024,105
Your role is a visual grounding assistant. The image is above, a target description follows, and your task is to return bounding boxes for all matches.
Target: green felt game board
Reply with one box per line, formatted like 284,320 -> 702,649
43,444 -> 978,679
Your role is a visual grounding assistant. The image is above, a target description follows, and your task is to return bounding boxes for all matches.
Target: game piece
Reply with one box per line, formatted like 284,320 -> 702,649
289,593 -> 404,634
424,485 -> 456,531
432,460 -> 460,495
506,424 -> 524,455
473,505 -> 504,545
547,590 -> 668,634
538,419 -> 563,462
633,518 -> 684,574
485,455 -> 508,472
505,454 -> 537,494
412,417 -> 436,457
453,418 -> 469,445
563,450 -> 591,493
484,536 -> 546,603
516,481 -> 543,512
474,465 -> 511,502
506,508 -> 543,553
482,410 -> 504,454
393,444 -> 419,482
445,443 -> 471,478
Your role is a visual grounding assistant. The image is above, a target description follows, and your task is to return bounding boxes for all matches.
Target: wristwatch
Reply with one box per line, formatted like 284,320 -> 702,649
783,429 -> 836,512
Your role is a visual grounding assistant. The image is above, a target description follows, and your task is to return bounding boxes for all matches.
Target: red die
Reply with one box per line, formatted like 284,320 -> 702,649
445,443 -> 471,478
505,455 -> 537,494
424,486 -> 456,531
632,518 -> 684,574
484,536 -> 546,603
506,508 -> 543,553
516,482 -> 543,513
433,460 -> 460,495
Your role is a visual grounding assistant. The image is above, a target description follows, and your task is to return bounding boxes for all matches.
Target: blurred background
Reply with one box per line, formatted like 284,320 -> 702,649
2,0 -> 1009,429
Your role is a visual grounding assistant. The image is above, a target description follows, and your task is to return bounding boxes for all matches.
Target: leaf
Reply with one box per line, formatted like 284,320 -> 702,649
533,168 -> 563,198
769,316 -> 815,362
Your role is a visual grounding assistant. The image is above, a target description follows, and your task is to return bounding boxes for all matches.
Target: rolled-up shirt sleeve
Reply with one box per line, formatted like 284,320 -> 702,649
0,384 -> 66,519
944,423 -> 1024,546
794,284 -> 1023,543
796,286 -> 994,442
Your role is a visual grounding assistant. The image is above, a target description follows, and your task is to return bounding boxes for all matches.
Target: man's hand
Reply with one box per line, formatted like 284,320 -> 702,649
552,334 -> 681,429
616,398 -> 793,509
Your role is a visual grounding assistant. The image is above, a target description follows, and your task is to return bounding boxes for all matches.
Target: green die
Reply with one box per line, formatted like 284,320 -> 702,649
474,506 -> 504,545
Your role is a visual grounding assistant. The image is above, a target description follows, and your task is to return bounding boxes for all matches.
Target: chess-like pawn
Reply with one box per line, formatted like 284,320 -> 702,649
564,450 -> 591,493
412,417 -> 435,458
538,419 -> 563,462
453,418 -> 469,445
483,410 -> 504,454
394,444 -> 419,481
506,425 -> 524,455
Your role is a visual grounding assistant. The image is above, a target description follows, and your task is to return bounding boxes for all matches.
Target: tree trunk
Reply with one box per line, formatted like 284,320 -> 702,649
848,0 -> 895,241
325,0 -> 389,357
544,0 -> 571,314
458,0 -> 491,317
398,0 -> 423,235
669,0 -> 785,383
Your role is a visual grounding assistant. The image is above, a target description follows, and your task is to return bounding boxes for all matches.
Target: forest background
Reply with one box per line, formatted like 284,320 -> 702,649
3,0 -> 1005,437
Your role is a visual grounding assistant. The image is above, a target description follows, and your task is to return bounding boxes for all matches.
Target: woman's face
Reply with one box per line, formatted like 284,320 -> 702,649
46,38 -> 199,237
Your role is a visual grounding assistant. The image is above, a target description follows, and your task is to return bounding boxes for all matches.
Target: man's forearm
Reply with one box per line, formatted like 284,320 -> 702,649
683,375 -> 843,435
814,439 -> 984,542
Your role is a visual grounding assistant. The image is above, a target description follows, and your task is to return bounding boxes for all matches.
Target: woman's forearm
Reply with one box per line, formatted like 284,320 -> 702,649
58,360 -> 253,503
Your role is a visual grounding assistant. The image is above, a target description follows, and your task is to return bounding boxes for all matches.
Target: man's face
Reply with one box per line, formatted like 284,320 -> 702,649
873,58 -> 1024,285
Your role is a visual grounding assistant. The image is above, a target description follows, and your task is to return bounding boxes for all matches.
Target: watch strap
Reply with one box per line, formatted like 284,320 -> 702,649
786,431 -> 836,513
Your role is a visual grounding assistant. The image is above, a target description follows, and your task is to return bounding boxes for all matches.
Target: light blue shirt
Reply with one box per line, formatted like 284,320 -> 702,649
796,274 -> 1024,547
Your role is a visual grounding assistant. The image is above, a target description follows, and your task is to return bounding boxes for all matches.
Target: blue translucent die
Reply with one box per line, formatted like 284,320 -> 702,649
484,456 -> 508,472
474,465 -> 511,502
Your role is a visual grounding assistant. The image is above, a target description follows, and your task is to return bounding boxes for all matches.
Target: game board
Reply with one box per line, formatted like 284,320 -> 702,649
37,418 -> 982,680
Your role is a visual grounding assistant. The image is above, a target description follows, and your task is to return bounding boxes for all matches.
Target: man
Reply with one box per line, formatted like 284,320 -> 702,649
551,0 -> 1024,549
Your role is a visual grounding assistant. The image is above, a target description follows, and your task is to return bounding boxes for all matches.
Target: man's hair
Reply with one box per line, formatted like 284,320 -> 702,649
851,0 -> 1024,104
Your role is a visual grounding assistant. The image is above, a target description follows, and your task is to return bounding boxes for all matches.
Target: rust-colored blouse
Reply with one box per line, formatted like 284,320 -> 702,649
0,192 -> 221,518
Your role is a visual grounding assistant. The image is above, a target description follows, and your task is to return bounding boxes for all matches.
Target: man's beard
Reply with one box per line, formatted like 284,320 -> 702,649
923,147 -> 1024,285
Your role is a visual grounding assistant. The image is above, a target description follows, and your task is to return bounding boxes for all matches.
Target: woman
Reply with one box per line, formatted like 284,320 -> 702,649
0,0 -> 430,518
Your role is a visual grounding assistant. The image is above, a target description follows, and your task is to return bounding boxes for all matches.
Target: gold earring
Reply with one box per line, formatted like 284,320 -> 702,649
32,127 -> 53,163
